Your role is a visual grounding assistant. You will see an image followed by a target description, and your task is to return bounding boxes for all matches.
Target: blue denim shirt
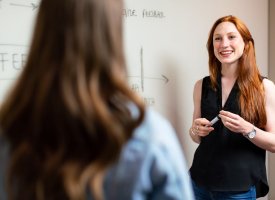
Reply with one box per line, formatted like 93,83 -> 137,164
0,108 -> 194,200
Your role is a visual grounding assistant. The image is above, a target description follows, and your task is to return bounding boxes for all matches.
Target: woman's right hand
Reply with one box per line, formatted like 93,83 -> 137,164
191,118 -> 214,137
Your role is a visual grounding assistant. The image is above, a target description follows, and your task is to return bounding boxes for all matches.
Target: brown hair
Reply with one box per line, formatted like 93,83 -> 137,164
0,0 -> 145,199
206,15 -> 266,127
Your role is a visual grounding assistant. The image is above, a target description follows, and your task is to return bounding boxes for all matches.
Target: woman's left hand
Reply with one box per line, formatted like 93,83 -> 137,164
219,110 -> 254,135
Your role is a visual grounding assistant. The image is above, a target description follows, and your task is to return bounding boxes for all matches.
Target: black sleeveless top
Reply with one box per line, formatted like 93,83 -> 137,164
189,76 -> 269,198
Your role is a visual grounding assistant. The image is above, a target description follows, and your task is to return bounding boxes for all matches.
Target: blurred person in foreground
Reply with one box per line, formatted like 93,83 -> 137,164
0,0 -> 194,199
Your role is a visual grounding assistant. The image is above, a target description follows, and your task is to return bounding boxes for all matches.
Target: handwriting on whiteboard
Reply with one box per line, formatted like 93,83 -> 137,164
0,0 -> 39,10
128,47 -> 170,106
123,8 -> 165,19
0,44 -> 28,80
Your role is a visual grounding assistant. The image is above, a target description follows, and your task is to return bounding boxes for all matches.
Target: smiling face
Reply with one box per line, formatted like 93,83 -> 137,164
213,22 -> 245,66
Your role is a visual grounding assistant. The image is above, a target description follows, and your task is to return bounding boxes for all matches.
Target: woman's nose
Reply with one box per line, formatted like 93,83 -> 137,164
221,38 -> 230,47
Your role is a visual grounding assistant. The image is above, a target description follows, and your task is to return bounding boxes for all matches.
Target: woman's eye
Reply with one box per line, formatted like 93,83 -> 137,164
214,37 -> 221,41
229,35 -> 236,39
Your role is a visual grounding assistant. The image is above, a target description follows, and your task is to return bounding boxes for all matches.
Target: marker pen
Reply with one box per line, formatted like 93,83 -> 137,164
210,116 -> 220,126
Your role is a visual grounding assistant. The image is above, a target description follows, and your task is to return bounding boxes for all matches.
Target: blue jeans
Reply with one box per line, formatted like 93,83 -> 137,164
192,181 -> 256,200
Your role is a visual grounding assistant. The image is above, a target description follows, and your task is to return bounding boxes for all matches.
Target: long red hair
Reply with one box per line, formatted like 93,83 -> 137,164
206,15 -> 266,128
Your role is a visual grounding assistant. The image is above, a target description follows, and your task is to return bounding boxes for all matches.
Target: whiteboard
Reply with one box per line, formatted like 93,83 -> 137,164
0,0 -> 268,167
0,0 -> 39,100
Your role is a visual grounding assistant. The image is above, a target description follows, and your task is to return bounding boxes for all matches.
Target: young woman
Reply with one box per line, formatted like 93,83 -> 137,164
189,15 -> 275,200
0,0 -> 194,199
